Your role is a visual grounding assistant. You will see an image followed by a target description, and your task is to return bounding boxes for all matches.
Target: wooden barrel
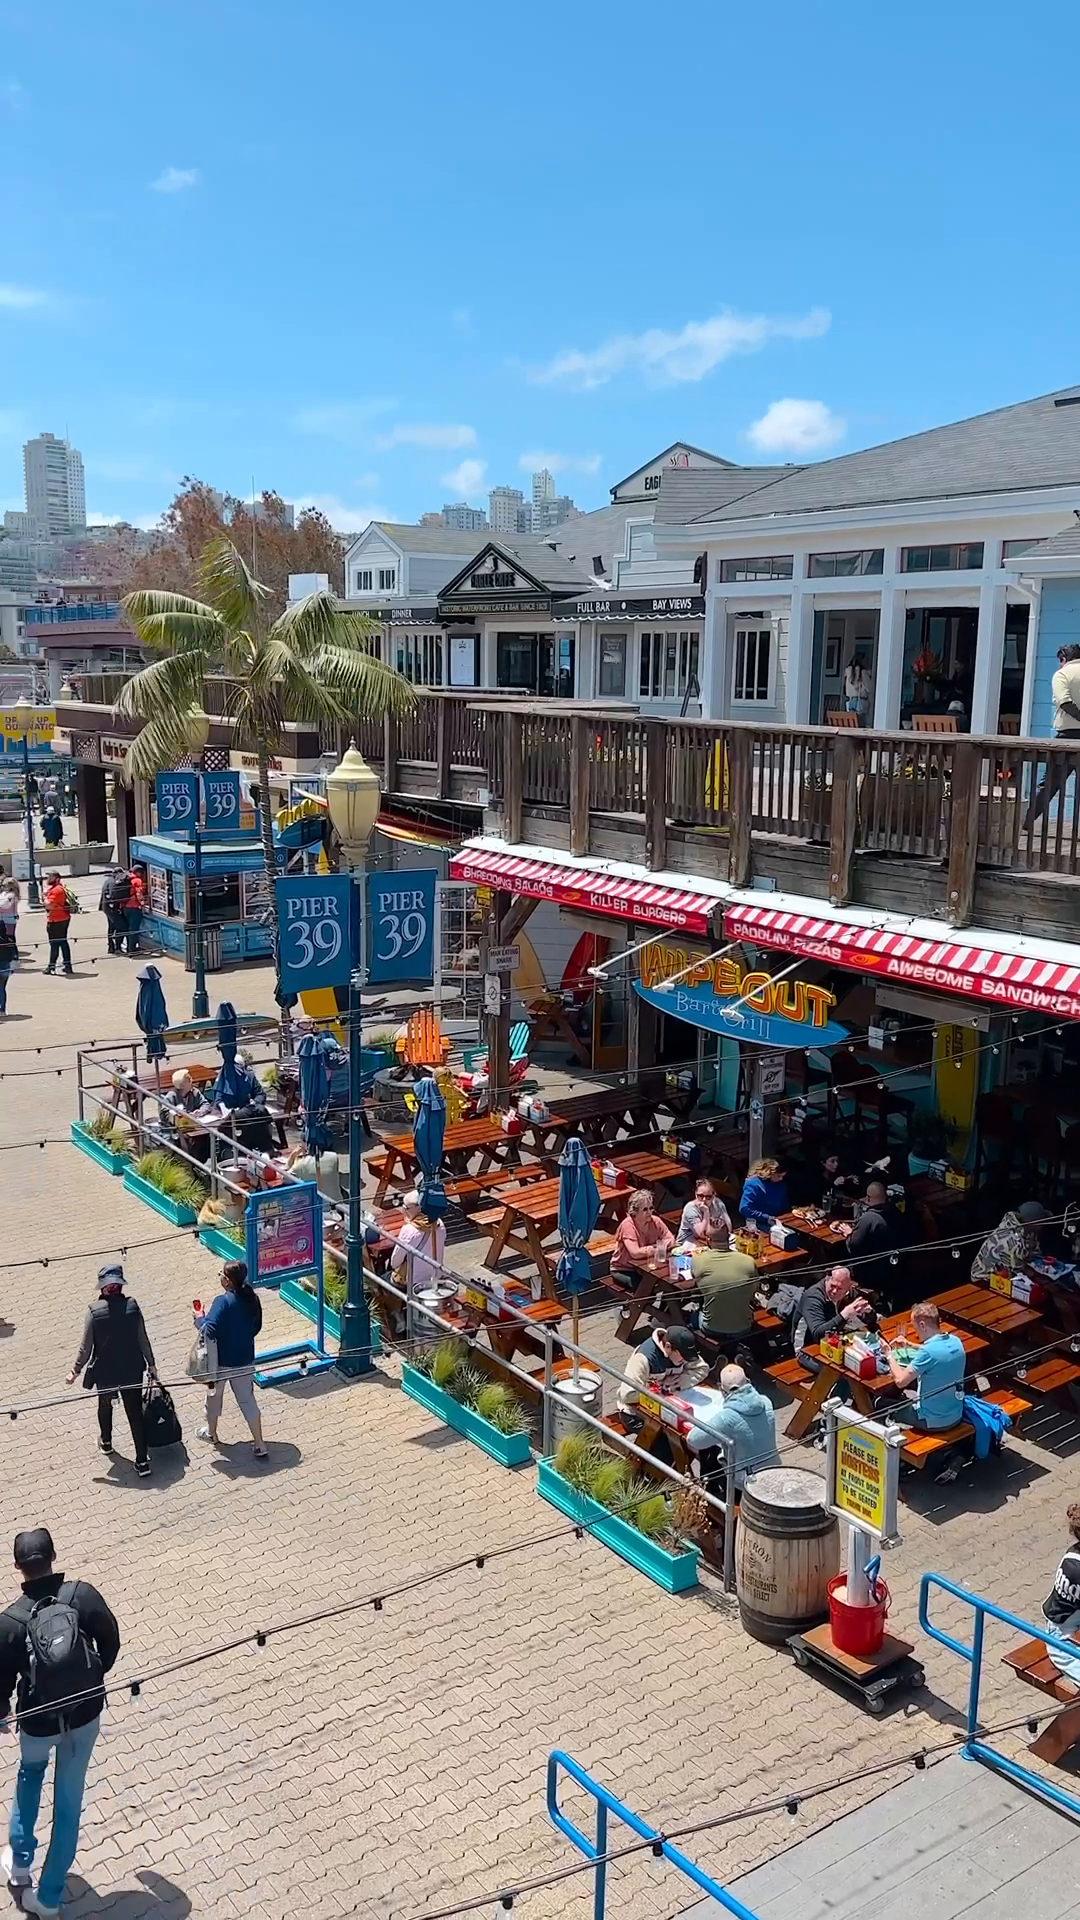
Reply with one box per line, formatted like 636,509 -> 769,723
735,1467 -> 840,1644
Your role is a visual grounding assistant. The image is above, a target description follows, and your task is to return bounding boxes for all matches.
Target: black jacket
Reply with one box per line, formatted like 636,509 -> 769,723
0,1573 -> 120,1735
796,1279 -> 853,1349
73,1295 -> 156,1392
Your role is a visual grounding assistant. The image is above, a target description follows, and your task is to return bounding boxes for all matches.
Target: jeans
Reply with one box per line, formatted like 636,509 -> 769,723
99,1386 -> 148,1464
8,1715 -> 101,1909
0,967 -> 8,1013
45,921 -> 72,973
104,906 -> 125,953
1023,739 -> 1078,829
125,908 -> 142,954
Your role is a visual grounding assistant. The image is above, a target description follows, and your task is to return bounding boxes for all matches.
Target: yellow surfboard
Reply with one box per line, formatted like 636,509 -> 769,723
933,1022 -> 979,1149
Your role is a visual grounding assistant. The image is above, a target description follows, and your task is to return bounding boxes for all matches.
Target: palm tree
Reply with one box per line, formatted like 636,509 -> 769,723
119,535 -> 414,1032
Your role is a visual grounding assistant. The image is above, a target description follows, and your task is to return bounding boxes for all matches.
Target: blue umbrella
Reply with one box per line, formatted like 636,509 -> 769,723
412,1072 -> 447,1222
297,1030 -> 333,1154
212,1000 -> 249,1108
556,1135 -> 600,1366
135,966 -> 169,1071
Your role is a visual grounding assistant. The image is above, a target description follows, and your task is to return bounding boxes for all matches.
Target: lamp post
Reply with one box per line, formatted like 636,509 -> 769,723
10,698 -> 41,908
324,739 -> 382,1378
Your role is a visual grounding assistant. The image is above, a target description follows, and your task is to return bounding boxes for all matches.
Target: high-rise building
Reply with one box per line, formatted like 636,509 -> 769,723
3,510 -> 32,535
23,433 -> 86,537
531,468 -> 555,518
489,486 -> 525,534
440,502 -> 488,531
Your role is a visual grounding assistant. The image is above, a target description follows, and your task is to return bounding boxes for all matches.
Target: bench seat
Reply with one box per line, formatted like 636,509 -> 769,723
766,1357 -> 815,1400
900,1387 -> 1032,1468
1003,1634 -> 1080,1763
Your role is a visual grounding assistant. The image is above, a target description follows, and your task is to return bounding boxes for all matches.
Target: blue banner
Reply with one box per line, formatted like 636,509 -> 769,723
275,872 -> 355,996
202,769 -> 242,829
367,868 -> 437,984
154,771 -> 199,832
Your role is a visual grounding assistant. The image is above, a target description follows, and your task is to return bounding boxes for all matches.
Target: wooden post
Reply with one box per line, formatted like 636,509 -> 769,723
726,728 -> 753,886
644,720 -> 668,870
570,714 -> 591,857
946,739 -> 983,928
828,732 -> 860,906
435,697 -> 451,801
504,709 -> 524,844
383,712 -> 399,795
485,889 -> 513,1110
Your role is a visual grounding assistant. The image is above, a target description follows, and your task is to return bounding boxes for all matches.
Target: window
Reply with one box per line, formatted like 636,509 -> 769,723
719,555 -> 794,582
900,542 -> 983,572
355,569 -> 372,592
732,626 -> 772,703
639,630 -> 700,701
807,549 -> 884,577
597,632 -> 627,698
377,567 -> 397,591
394,631 -> 443,685
1002,539 -> 1036,562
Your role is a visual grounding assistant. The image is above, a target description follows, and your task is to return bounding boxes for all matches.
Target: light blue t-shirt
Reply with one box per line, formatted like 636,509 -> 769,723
909,1332 -> 966,1429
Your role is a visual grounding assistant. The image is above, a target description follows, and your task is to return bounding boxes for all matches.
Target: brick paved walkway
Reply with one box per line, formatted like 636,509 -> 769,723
0,847 -> 1076,1919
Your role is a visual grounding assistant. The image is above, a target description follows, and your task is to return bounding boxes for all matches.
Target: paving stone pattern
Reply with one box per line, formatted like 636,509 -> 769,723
0,842 -> 1077,1918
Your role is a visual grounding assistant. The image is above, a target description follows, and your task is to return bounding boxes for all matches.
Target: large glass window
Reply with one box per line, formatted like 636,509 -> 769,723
394,631 -> 444,685
377,567 -> 397,591
719,555 -> 794,582
808,549 -> 884,577
639,630 -> 700,700
900,542 -> 984,572
732,626 -> 772,703
596,631 -> 627,698
355,568 -> 372,592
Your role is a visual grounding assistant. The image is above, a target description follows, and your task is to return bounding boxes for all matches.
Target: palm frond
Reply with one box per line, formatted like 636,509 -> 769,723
121,591 -> 225,658
316,643 -> 416,716
123,710 -> 208,781
196,536 -> 268,633
250,636 -> 352,726
270,589 -> 351,659
116,653 -> 206,720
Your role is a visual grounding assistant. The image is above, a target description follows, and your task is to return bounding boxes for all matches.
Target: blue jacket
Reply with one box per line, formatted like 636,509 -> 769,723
962,1394 -> 1010,1460
205,1289 -> 262,1368
739,1174 -> 789,1224
691,1383 -> 780,1487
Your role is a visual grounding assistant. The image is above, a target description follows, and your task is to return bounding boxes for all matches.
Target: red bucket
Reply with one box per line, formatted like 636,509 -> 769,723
827,1574 -> 889,1657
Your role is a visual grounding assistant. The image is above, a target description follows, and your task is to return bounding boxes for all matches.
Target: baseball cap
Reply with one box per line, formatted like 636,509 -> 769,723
14,1528 -> 55,1570
97,1262 -> 126,1286
664,1327 -> 699,1360
1017,1202 -> 1051,1224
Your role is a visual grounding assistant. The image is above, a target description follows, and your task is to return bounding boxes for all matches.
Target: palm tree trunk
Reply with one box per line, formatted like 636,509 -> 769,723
255,730 -> 291,1057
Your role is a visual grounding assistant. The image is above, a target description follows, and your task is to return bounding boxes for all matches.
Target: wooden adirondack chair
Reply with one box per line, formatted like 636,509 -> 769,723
395,1007 -> 452,1069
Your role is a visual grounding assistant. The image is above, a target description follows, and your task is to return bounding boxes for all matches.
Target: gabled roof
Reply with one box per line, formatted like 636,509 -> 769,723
652,466 -> 796,525
345,521 -> 487,557
439,538 -> 594,600
1006,518 -> 1080,568
610,442 -> 734,494
536,501 -> 657,574
669,385 -> 1080,527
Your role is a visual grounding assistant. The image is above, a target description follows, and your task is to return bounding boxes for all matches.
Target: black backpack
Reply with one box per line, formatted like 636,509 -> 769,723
142,1380 -> 183,1449
20,1585 -> 103,1727
104,871 -> 132,909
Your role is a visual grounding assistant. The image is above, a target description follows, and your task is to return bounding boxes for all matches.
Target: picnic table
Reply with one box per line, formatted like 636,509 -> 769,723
608,1150 -> 688,1191
536,1084 -> 666,1150
928,1281 -> 1043,1343
613,1240 -> 808,1345
778,1209 -> 850,1254
370,1115 -> 530,1208
482,1175 -> 631,1297
784,1311 -> 989,1442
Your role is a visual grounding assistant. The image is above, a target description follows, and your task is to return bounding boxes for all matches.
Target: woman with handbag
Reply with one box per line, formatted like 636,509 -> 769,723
194,1261 -> 268,1458
66,1264 -> 157,1476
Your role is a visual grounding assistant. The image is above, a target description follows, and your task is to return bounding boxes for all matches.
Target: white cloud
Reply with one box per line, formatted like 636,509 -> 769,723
291,401 -> 396,444
746,397 -> 847,455
151,166 -> 200,194
87,511 -> 162,530
440,458 -> 487,499
375,423 -> 476,452
518,449 -> 602,477
292,494 -> 394,533
528,306 -> 831,390
0,285 -> 48,310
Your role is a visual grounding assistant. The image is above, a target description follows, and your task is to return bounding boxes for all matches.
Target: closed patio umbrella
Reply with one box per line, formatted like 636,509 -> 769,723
297,1030 -> 333,1155
134,966 -> 169,1088
212,1000 -> 249,1108
413,1071 -> 447,1223
556,1135 -> 600,1373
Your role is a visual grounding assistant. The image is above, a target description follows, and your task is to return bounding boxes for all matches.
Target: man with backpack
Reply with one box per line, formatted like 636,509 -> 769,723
98,866 -> 132,956
0,1527 -> 120,1916
66,1265 -> 158,1477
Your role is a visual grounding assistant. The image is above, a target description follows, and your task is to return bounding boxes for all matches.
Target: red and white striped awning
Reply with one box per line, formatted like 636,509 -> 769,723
725,902 -> 1080,1021
449,845 -> 723,936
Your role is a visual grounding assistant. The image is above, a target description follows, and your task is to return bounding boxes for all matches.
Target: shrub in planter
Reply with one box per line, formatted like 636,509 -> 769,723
541,1435 -> 699,1593
72,1113 -> 132,1173
126,1149 -> 209,1224
404,1339 -> 531,1463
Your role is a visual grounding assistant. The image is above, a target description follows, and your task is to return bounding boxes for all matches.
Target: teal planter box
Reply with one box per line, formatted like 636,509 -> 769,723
198,1226 -> 247,1263
401,1362 -> 531,1467
122,1168 -> 198,1227
71,1120 -> 130,1176
280,1275 -> 342,1342
537,1460 -> 699,1594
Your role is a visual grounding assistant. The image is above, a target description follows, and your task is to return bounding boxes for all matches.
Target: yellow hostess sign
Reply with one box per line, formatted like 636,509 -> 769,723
0,706 -> 56,761
636,942 -> 848,1049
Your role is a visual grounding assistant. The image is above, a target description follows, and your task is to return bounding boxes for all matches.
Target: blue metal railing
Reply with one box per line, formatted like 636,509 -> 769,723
919,1571 -> 1080,1818
546,1750 -> 761,1920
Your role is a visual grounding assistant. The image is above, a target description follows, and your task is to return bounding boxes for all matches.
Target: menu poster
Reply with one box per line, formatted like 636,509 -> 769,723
246,1182 -> 321,1285
148,866 -> 169,916
242,867 -> 274,924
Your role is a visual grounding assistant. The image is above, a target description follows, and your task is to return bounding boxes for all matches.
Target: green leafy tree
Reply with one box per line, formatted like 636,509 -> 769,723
119,534 -> 413,1032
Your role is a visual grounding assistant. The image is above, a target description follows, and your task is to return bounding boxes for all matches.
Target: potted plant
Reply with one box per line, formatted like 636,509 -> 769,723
907,1112 -> 955,1177
402,1338 -> 532,1468
537,1434 -> 700,1593
123,1149 -> 208,1226
365,1028 -> 400,1071
71,1110 -> 133,1175
198,1216 -> 248,1263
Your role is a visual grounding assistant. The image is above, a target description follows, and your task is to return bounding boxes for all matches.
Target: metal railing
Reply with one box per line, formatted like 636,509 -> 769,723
919,1571 -> 1080,1820
547,1749 -> 762,1920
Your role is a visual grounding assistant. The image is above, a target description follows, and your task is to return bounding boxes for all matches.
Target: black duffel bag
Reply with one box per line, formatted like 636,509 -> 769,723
142,1379 -> 183,1449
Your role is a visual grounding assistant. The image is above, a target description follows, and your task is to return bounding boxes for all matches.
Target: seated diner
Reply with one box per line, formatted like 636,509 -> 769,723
616,1325 -> 706,1414
739,1157 -> 789,1226
610,1188 -> 675,1290
970,1201 -> 1050,1286
794,1266 -> 872,1376
678,1179 -> 732,1250
883,1301 -> 966,1431
690,1242 -> 760,1356
686,1364 -> 780,1489
1043,1503 -> 1080,1687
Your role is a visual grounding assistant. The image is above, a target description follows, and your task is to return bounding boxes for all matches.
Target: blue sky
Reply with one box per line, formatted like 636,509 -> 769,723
3,0 -> 1080,532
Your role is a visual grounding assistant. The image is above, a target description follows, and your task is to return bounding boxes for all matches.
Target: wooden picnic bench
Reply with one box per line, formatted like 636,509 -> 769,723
369,1115 -> 530,1206
482,1175 -> 629,1297
897,1386 -> 1031,1470
1003,1635 -> 1080,1763
929,1281 -> 1043,1342
782,1312 -> 990,1443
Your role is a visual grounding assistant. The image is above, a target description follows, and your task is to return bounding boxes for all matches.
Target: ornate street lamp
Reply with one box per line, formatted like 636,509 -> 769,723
324,740 -> 382,1377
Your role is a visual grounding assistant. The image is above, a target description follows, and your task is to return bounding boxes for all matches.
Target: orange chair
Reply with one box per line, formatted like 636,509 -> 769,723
395,1008 -> 452,1069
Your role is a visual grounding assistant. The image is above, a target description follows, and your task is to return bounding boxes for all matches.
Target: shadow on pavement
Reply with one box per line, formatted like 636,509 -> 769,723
63,1868 -> 191,1917
209,1438 -> 302,1478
